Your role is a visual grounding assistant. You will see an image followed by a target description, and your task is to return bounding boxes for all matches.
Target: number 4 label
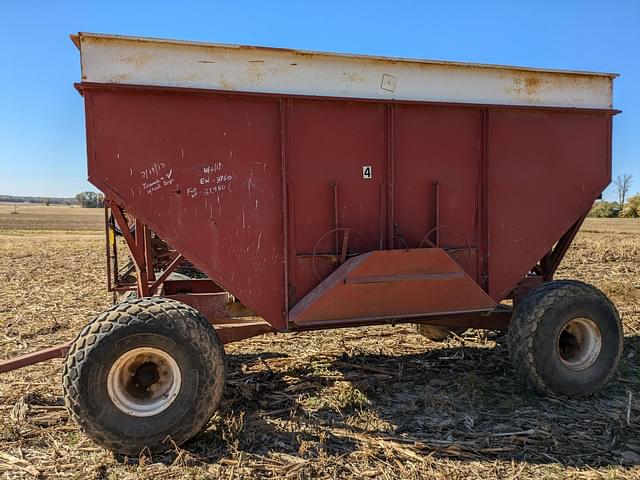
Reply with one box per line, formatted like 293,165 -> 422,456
362,165 -> 372,179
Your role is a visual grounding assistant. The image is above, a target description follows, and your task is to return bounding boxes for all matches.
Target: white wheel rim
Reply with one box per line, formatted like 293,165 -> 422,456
557,318 -> 602,371
107,347 -> 182,417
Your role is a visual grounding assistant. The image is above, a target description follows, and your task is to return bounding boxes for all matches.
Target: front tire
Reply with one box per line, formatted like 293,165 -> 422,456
63,297 -> 225,455
508,280 -> 622,397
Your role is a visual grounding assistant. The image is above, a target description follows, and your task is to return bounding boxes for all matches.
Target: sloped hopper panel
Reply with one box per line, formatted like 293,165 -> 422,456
289,249 -> 496,326
486,109 -> 612,301
83,87 -> 287,330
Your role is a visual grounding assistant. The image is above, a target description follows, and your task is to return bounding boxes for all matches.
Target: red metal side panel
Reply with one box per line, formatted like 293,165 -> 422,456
84,88 -> 287,329
289,248 -> 496,326
286,100 -> 386,302
487,109 -> 611,300
394,105 -> 482,280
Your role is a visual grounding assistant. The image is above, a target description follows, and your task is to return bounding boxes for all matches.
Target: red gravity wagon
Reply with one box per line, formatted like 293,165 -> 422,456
1,33 -> 622,454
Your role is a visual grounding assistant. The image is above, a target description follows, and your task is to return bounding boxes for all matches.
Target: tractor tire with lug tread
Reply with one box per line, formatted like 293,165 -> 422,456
508,280 -> 622,397
63,297 -> 226,455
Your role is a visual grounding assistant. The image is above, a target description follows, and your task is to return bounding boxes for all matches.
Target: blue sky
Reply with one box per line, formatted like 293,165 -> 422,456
1,1 -> 638,199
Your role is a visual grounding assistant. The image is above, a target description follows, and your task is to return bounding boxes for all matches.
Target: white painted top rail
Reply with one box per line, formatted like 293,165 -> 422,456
73,33 -> 615,110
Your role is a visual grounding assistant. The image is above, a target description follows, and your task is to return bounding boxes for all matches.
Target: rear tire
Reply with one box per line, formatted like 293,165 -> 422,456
63,297 -> 225,455
508,280 -> 622,397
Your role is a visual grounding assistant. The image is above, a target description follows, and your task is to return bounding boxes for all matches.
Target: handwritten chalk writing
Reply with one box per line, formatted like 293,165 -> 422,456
203,163 -> 223,175
140,163 -> 174,195
185,162 -> 236,199
202,185 -> 226,195
142,179 -> 162,194
187,168 -> 234,199
140,162 -> 166,181
199,162 -> 231,184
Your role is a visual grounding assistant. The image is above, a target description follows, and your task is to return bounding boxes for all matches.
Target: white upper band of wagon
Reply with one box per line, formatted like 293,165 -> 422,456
73,32 -> 615,110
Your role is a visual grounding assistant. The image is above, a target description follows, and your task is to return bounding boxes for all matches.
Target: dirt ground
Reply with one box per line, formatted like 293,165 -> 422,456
0,204 -> 639,479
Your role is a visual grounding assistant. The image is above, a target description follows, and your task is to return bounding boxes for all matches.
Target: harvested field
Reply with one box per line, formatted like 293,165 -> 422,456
0,204 -> 103,233
0,205 -> 639,478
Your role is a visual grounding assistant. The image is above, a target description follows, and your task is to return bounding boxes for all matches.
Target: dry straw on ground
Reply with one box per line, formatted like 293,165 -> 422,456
0,206 -> 639,479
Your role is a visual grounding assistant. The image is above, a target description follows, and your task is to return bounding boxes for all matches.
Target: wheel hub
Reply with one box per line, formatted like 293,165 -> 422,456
557,317 -> 602,371
134,362 -> 160,388
107,347 -> 182,417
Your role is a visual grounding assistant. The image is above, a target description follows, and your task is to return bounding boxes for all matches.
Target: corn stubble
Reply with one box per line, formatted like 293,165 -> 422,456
0,209 -> 639,479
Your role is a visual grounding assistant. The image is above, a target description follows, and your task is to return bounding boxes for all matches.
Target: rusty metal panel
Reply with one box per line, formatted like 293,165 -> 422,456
0,343 -> 72,374
162,279 -> 225,295
84,87 -> 287,329
286,100 -> 386,301
76,34 -> 617,333
393,104 -> 482,280
166,293 -> 233,321
80,83 -> 616,330
289,248 -> 496,325
487,109 -> 611,300
75,33 -> 615,109
0,319 -> 274,373
213,321 -> 275,345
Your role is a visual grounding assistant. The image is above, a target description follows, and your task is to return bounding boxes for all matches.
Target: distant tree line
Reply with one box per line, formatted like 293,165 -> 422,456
0,195 -> 75,205
75,191 -> 105,208
589,174 -> 640,218
1,192 -> 105,208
